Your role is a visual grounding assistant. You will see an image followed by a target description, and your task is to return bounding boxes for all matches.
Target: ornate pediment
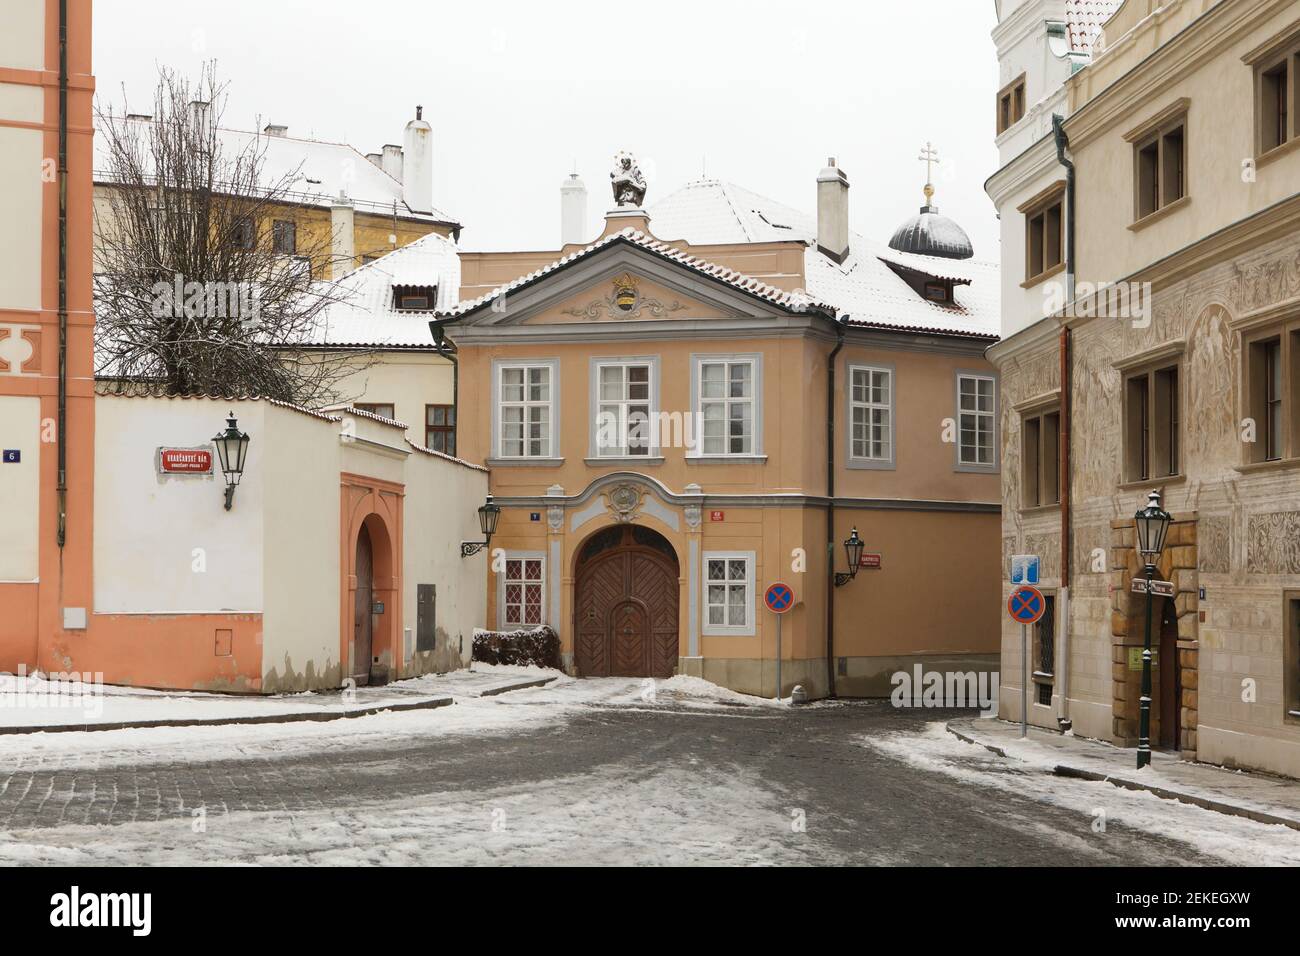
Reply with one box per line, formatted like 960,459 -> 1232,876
560,272 -> 690,321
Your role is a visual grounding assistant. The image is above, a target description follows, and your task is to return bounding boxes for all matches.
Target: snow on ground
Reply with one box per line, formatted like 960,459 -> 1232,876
860,721 -> 1300,867
0,760 -> 818,867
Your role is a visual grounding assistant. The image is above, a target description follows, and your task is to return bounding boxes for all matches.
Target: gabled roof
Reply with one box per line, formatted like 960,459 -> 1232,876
1065,0 -> 1122,54
309,231 -> 461,348
93,116 -> 459,226
439,227 -> 832,320
650,179 -> 1000,339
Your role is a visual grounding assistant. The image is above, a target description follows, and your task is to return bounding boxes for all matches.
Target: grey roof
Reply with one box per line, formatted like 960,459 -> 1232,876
887,204 -> 975,260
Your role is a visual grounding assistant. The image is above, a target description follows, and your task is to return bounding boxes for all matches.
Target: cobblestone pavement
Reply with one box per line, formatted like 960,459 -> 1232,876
0,698 -> 1252,864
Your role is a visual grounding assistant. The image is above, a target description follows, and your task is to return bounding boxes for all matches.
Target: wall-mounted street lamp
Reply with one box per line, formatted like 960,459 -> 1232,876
1134,489 -> 1172,770
212,412 -> 251,511
461,496 -> 501,558
833,527 -> 866,587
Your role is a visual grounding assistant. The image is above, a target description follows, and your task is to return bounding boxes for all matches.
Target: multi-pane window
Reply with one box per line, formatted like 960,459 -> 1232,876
596,363 -> 652,457
425,404 -> 456,455
1254,36 -> 1298,156
1022,407 -> 1060,508
272,219 -> 296,254
849,366 -> 892,462
705,555 -> 752,631
997,75 -> 1026,135
231,217 -> 254,250
355,402 -> 395,420
1033,594 -> 1056,707
499,365 -> 552,458
699,360 -> 755,456
1023,189 -> 1064,283
1243,329 -> 1297,465
1123,364 -> 1181,481
502,557 -> 544,628
1286,594 -> 1300,719
958,374 -> 995,468
1266,339 -> 1283,461
1134,116 -> 1186,221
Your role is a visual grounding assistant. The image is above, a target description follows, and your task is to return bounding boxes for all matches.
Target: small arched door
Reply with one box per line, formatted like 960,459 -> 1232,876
353,524 -> 374,686
574,526 -> 679,678
1157,596 -> 1181,751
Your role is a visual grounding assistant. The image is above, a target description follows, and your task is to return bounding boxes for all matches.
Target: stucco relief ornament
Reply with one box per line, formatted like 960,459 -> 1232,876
559,273 -> 687,320
546,504 -> 564,533
606,483 -> 644,523
610,151 -> 647,208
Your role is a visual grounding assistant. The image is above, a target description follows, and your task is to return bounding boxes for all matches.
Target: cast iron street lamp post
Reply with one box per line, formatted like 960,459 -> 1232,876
1134,489 -> 1172,770
212,413 -> 251,511
461,496 -> 501,558
833,527 -> 866,587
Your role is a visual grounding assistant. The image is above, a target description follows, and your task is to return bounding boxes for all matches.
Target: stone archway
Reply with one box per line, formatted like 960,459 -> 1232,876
340,475 -> 403,687
1109,516 -> 1199,756
573,525 -> 680,678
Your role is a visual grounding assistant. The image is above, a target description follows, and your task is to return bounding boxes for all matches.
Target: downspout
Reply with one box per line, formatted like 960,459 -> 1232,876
428,320 -> 458,450
56,0 -> 69,549
1052,113 -> 1074,732
825,316 -> 845,699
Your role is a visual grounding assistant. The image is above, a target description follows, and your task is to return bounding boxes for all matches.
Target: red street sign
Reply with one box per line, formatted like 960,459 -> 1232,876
764,582 -> 794,614
859,553 -> 882,569
1007,585 -> 1046,625
158,447 -> 213,474
709,510 -> 725,522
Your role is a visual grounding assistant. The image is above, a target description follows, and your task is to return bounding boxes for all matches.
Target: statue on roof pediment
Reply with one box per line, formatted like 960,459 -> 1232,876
611,151 -> 647,208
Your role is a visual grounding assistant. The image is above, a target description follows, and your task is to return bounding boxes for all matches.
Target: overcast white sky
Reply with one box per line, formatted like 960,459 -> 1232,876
95,0 -> 1001,257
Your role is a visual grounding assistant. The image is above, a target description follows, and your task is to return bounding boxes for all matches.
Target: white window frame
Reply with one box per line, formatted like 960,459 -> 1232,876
492,359 -> 560,462
846,362 -> 896,470
589,356 -> 660,460
955,371 -> 998,473
689,353 -> 764,461
702,551 -> 756,636
498,552 -> 546,630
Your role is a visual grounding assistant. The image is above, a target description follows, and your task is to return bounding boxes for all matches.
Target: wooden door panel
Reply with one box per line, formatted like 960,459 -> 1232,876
575,531 -> 679,679
353,526 -> 374,686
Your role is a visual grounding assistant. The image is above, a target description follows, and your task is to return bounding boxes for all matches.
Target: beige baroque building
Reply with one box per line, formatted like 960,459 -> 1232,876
988,0 -> 1300,777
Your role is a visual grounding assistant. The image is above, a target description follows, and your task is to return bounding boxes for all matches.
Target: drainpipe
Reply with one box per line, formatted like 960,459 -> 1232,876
825,317 -> 846,699
56,0 -> 69,549
1052,113 -> 1074,732
427,320 -> 458,451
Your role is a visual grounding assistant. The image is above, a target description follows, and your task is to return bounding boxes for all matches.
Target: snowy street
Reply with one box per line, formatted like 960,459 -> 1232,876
0,675 -> 1296,866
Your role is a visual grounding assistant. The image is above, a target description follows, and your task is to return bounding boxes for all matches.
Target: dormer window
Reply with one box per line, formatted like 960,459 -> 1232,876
924,281 -> 952,304
393,284 -> 438,312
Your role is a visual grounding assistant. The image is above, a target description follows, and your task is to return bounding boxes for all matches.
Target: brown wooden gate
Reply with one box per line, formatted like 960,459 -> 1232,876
574,526 -> 679,678
353,524 -> 374,686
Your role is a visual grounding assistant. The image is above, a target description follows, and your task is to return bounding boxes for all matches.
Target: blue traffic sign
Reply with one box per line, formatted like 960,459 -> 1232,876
764,582 -> 794,614
1007,585 -> 1046,625
1011,554 -> 1040,585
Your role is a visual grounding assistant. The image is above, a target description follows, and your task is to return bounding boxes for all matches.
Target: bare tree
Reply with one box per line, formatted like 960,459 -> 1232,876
93,64 -> 367,404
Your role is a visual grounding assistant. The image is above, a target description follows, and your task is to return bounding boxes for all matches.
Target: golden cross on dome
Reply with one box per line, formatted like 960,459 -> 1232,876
918,141 -> 940,205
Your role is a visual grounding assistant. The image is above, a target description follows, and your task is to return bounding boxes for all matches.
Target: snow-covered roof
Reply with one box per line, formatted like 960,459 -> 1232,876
650,179 -> 1000,339
442,226 -> 831,320
93,116 -> 459,226
1065,0 -> 1122,54
309,230 -> 461,348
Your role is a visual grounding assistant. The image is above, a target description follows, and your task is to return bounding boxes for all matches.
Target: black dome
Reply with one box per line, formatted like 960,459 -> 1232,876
888,203 -> 974,260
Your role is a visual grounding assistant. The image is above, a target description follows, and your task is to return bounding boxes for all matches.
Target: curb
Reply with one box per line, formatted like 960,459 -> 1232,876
476,676 -> 557,697
0,695 -> 453,735
945,721 -> 1300,832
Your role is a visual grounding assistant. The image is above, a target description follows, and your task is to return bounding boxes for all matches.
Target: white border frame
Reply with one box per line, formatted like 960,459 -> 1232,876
846,361 -> 897,471
497,551 -> 547,630
701,550 -> 757,637
491,358 -> 561,462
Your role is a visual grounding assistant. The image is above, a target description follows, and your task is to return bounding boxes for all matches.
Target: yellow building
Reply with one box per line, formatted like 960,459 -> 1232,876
437,161 -> 1004,698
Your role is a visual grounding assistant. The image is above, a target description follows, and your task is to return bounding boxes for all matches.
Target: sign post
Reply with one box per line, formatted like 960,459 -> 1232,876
764,583 -> 794,701
1007,582 -> 1046,739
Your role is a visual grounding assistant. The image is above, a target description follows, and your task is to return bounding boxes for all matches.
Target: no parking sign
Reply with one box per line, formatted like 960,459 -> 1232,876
764,582 -> 794,615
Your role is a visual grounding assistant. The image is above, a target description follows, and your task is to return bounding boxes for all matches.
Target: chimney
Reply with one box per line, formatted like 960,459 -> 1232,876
816,157 -> 850,263
381,144 -> 404,184
560,171 -> 588,246
263,123 -> 288,137
331,192 -> 356,277
401,105 -> 433,215
188,100 -> 214,140
365,152 -> 382,169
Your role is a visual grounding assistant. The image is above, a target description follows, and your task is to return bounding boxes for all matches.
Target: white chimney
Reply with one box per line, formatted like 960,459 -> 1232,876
381,144 -> 404,184
401,105 -> 433,215
188,100 -> 214,140
816,157 -> 850,263
560,171 -> 588,246
263,123 -> 288,137
365,152 -> 382,169
331,192 -> 355,277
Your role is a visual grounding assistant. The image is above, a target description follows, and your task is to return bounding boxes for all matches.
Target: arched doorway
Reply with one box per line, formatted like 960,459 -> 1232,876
353,523 -> 375,686
1157,595 -> 1181,751
574,525 -> 679,678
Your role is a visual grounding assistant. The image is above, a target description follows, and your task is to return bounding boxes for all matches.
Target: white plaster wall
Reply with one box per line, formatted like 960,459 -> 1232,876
402,448 -> 489,670
995,149 -> 1068,340
0,0 -> 45,72
93,396 -> 265,613
0,128 -> 44,313
329,352 -> 454,440
0,83 -> 43,123
260,405 -> 342,686
0,396 -> 41,581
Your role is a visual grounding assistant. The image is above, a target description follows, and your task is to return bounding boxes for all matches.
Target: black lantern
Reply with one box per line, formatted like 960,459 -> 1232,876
834,527 -> 866,587
1134,490 -> 1171,562
462,496 -> 500,558
212,412 -> 251,511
